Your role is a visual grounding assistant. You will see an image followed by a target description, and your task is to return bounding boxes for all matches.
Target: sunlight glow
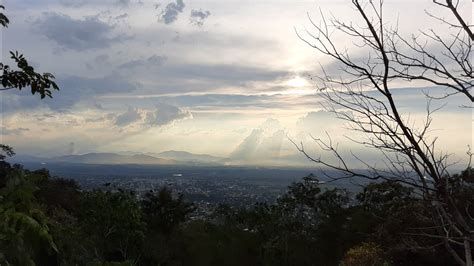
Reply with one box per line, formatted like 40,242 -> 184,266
286,76 -> 307,88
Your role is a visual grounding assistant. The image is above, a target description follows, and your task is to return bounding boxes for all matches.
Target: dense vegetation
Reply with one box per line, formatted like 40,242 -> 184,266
1,152 -> 471,265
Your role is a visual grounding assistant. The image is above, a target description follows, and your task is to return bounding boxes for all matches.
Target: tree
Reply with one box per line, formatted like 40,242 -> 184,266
354,181 -> 455,265
339,242 -> 391,266
142,186 -> 195,236
140,187 -> 195,265
219,175 -> 354,266
77,189 -> 144,264
0,166 -> 58,265
0,5 -> 58,98
0,145 -> 15,187
295,0 -> 473,265
0,6 -> 61,265
0,5 -> 59,176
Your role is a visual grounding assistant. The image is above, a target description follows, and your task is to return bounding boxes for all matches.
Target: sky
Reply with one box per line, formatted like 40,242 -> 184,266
0,0 -> 472,167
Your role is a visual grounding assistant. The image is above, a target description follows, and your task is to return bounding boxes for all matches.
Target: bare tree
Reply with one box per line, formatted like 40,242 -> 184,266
390,0 -> 473,102
295,0 -> 473,265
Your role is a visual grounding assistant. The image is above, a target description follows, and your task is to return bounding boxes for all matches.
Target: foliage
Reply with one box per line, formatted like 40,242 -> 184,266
76,189 -> 145,264
0,160 -> 467,265
0,6 -> 59,256
142,186 -> 195,236
0,6 -> 58,98
339,242 -> 391,266
0,145 -> 15,161
139,187 -> 195,265
0,166 -> 58,265
0,5 -> 9,27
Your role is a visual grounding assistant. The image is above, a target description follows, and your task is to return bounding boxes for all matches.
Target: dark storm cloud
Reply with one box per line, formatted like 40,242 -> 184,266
189,9 -> 211,27
33,12 -> 130,51
159,0 -> 185,25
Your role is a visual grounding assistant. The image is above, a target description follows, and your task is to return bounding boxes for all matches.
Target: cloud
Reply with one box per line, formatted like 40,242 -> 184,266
119,55 -> 167,69
115,107 -> 142,126
49,74 -> 138,110
230,128 -> 263,160
99,92 -> 318,114
189,9 -> 211,27
33,12 -> 129,51
114,13 -> 129,21
116,0 -> 130,6
112,103 -> 191,127
127,63 -> 290,94
159,0 -> 185,25
230,118 -> 287,161
260,118 -> 282,131
1,74 -> 138,112
94,54 -> 111,64
59,0 -> 131,7
1,126 -> 29,136
295,110 -> 352,137
59,0 -> 89,7
145,103 -> 191,126
297,110 -> 340,126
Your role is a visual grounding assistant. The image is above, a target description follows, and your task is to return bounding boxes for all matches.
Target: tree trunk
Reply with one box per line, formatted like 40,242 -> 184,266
465,237 -> 473,266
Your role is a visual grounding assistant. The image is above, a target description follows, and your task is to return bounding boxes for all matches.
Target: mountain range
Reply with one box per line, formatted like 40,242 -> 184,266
10,151 -> 228,166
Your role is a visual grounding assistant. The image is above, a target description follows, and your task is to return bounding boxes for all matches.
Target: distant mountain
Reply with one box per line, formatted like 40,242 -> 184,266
51,153 -> 176,165
10,154 -> 48,163
153,150 -> 226,164
10,153 -> 176,165
9,150 -> 229,165
8,151 -> 312,167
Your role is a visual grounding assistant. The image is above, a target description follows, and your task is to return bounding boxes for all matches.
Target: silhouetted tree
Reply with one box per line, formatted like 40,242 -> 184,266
296,0 -> 473,264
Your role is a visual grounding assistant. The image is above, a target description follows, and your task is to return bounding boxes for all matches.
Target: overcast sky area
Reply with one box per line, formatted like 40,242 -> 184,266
1,0 -> 472,167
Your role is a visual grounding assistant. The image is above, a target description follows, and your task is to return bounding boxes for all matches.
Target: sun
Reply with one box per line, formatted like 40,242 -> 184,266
286,76 -> 307,88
